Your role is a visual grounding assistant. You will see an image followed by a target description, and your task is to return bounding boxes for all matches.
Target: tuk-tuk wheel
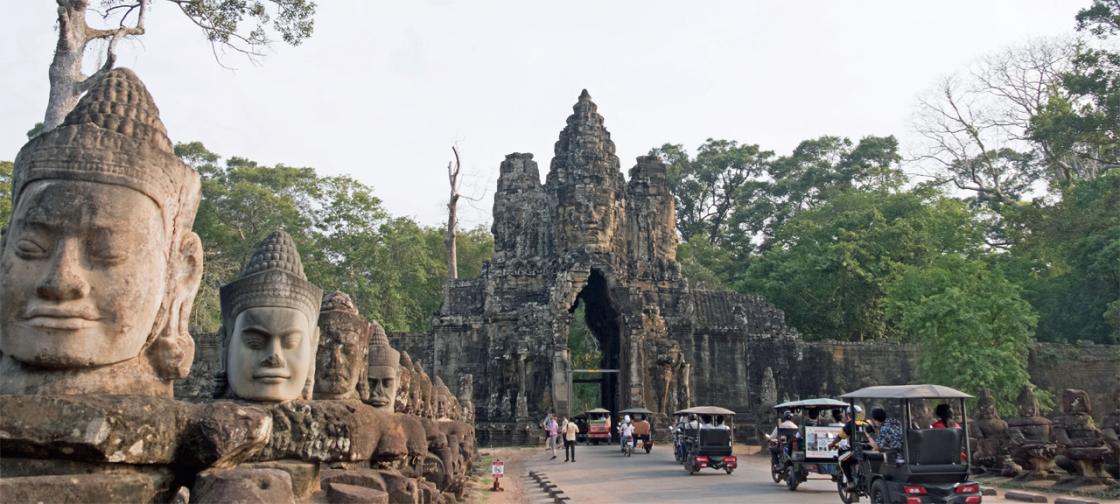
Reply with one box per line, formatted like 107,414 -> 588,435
724,467 -> 734,475
786,466 -> 801,491
836,481 -> 856,504
870,480 -> 889,504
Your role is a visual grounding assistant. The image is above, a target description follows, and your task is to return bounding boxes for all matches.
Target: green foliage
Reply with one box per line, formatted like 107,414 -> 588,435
676,237 -> 734,291
567,304 -> 603,414
0,160 -> 12,227
177,142 -> 493,334
885,256 -> 1038,416
155,0 -> 316,50
743,190 -> 985,341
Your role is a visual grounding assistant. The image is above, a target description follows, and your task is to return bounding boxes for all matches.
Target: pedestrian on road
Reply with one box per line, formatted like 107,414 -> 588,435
563,416 -> 579,462
546,413 -> 559,459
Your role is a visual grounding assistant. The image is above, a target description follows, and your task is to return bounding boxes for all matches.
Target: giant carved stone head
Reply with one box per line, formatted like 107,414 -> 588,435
366,321 -> 400,413
314,291 -> 370,401
217,231 -> 322,402
0,68 -> 203,396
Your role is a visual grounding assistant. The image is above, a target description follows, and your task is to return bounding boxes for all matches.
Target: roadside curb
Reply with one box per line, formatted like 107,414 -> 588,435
527,471 -> 572,503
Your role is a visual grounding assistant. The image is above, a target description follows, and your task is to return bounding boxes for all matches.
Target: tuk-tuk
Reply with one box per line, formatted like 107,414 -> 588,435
839,385 -> 982,504
619,407 -> 655,454
584,408 -> 612,445
769,398 -> 850,491
675,406 -> 738,475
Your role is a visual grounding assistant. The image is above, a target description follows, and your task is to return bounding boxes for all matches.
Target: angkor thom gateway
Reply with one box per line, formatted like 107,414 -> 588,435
393,91 -> 1120,446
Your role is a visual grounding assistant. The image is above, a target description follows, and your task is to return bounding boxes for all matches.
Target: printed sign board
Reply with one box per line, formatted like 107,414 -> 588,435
491,459 -> 505,478
805,426 -> 842,459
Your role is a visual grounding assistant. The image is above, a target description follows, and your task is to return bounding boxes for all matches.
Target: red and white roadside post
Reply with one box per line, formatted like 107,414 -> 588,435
490,458 -> 505,491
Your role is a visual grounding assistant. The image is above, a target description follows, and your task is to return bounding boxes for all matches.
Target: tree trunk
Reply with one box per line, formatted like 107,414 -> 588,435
446,146 -> 462,280
45,0 -> 92,130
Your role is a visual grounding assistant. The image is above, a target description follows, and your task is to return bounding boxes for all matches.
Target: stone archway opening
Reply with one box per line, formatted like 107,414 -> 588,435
566,269 -> 623,417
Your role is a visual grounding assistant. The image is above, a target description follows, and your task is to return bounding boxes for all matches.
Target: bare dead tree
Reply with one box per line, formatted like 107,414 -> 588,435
45,0 -> 149,131
912,38 -> 1077,201
445,145 -> 462,280
40,0 -> 317,132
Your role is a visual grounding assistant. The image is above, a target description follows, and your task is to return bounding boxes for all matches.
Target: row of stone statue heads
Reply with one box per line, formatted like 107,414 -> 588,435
0,67 -> 473,503
970,386 -> 1119,487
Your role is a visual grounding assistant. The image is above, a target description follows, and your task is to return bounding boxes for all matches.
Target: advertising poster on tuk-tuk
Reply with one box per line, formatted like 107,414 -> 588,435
805,426 -> 842,459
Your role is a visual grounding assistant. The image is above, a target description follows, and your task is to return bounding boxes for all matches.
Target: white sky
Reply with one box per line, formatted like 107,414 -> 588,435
1,1 -> 1082,228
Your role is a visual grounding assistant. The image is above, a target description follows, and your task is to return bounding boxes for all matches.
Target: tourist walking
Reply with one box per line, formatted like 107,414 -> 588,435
545,413 -> 559,459
563,416 -> 579,462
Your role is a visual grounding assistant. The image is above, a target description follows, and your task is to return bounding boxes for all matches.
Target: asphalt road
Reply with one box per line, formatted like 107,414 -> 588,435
521,443 -> 1031,504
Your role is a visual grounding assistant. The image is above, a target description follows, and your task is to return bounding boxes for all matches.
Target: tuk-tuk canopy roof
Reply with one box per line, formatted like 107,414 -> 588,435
584,408 -> 611,414
840,384 -> 973,400
675,406 -> 736,416
774,398 -> 850,409
619,407 -> 654,415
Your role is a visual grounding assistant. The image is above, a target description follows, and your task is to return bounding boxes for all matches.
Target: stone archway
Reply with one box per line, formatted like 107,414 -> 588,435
564,268 -> 624,416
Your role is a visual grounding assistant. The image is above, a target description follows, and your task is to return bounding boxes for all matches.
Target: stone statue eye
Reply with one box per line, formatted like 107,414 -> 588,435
242,331 -> 268,350
281,332 -> 301,349
88,233 -> 129,264
15,238 -> 48,258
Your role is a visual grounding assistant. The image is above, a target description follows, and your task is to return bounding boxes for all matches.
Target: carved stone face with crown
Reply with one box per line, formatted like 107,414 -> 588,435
0,68 -> 203,396
314,291 -> 370,401
366,320 -> 400,413
217,230 -> 322,402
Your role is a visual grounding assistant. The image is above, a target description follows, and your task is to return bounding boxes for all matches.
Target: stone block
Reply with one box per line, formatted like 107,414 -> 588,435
0,473 -> 173,504
240,459 -> 320,499
1054,498 -> 1100,504
255,400 -> 403,463
328,482 -> 390,504
191,468 -> 294,504
1005,490 -> 1049,502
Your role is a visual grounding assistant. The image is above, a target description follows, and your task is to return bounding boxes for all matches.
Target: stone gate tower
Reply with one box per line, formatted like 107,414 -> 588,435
401,91 -> 800,444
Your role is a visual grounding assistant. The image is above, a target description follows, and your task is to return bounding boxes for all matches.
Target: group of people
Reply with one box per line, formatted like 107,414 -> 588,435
617,414 -> 652,451
542,413 -> 581,462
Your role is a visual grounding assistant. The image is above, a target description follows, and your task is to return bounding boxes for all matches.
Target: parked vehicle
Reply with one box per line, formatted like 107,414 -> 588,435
769,398 -> 850,491
838,385 -> 982,504
584,408 -> 612,445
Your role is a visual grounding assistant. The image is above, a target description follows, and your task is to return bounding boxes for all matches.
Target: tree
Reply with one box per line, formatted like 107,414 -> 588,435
0,161 -> 12,227
43,0 -> 316,130
913,40 -> 1077,203
649,139 -> 772,246
885,256 -> 1038,416
743,189 -> 985,341
1029,1 -> 1120,180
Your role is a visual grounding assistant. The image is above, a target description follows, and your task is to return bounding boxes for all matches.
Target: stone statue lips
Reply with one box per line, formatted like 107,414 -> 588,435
368,394 -> 391,407
21,304 -> 100,330
253,369 -> 292,383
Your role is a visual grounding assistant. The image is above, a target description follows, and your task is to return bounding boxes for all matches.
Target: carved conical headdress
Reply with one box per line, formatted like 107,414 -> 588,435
220,231 -> 323,323
367,320 -> 400,368
12,68 -> 200,231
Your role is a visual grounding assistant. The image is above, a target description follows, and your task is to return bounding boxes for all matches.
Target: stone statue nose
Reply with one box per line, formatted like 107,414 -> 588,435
37,240 -> 91,302
261,351 -> 284,368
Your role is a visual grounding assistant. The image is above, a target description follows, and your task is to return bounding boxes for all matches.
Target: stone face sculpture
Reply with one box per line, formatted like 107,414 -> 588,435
1101,384 -> 1120,479
0,68 -> 203,396
366,321 -> 400,413
395,351 -> 415,414
1007,385 -> 1058,479
1051,388 -> 1115,484
313,291 -> 370,401
216,231 -> 322,402
970,389 -> 1017,474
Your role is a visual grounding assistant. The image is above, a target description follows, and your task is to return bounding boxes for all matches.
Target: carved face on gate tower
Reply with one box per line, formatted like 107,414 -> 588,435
0,68 -> 203,396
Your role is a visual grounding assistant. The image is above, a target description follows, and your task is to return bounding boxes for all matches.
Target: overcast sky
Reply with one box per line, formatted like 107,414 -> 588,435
1,1 -> 1083,228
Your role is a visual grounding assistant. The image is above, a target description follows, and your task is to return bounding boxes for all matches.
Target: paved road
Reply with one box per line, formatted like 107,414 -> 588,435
521,443 -> 1032,504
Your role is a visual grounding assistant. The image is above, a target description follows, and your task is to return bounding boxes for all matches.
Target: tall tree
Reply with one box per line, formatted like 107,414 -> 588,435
885,255 -> 1037,415
445,145 -> 462,279
43,0 -> 316,130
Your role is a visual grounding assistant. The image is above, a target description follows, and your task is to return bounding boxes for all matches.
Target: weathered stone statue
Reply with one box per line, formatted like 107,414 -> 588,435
458,374 -> 476,424
216,230 -> 322,402
313,291 -> 370,401
970,389 -> 1018,475
1101,384 -> 1120,479
0,68 -> 203,396
1051,388 -> 1115,485
911,400 -> 934,429
1007,385 -> 1058,480
366,320 -> 400,413
395,351 -> 415,414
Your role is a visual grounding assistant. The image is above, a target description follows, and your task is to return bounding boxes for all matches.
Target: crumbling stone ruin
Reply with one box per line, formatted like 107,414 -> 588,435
0,68 -> 475,504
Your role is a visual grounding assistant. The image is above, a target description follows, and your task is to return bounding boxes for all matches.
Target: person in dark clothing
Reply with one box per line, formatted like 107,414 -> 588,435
932,403 -> 960,429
